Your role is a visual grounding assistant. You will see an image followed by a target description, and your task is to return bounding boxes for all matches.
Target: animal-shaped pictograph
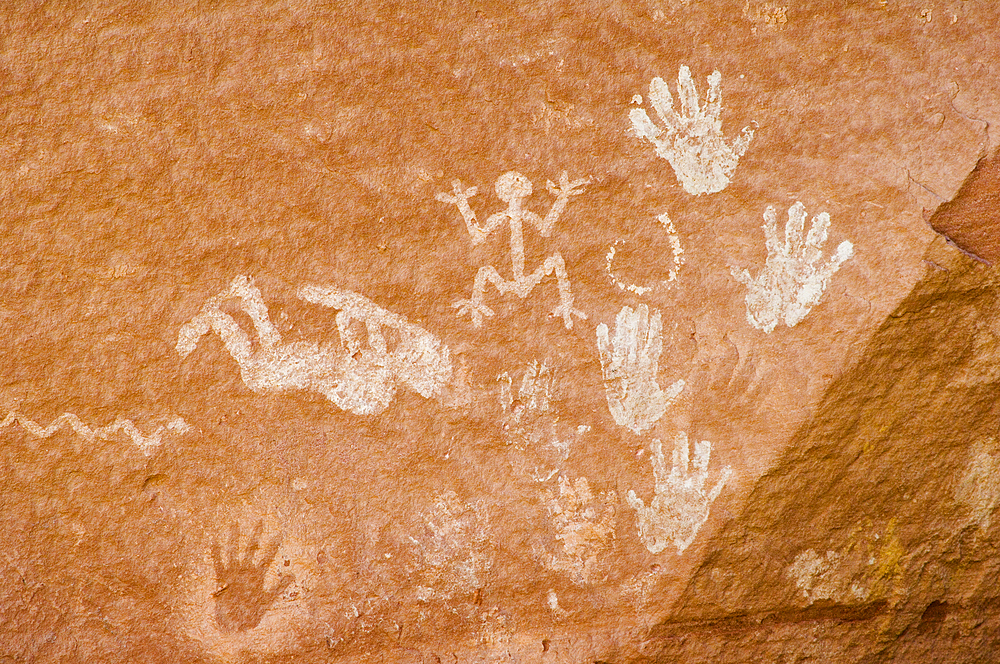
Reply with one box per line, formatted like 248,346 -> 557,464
177,276 -> 452,415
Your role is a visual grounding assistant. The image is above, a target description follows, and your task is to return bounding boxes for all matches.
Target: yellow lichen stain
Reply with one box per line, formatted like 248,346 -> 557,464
862,423 -> 890,455
869,518 -> 905,601
799,518 -> 906,606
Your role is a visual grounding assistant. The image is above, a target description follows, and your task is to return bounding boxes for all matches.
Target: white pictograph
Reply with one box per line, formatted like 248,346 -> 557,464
498,361 -> 589,481
412,491 -> 493,601
596,304 -> 684,434
437,171 -> 589,329
630,66 -> 755,195
731,202 -> 854,333
955,440 -> 1000,530
176,276 -> 452,416
787,549 -> 847,602
0,411 -> 190,455
605,212 -> 685,295
544,475 -> 617,584
626,433 -> 732,554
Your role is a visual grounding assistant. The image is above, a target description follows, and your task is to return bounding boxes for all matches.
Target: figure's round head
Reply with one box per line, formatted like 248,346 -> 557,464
495,171 -> 532,203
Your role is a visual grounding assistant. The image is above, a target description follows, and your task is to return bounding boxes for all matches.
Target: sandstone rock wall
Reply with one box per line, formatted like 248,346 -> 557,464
1,1 -> 998,662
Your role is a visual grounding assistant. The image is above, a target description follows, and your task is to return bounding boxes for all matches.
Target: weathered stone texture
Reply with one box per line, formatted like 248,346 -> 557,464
1,1 -> 999,662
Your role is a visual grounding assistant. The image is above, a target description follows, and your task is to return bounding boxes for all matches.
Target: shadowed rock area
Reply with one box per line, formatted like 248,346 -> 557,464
930,145 -> 1000,265
646,239 -> 1000,662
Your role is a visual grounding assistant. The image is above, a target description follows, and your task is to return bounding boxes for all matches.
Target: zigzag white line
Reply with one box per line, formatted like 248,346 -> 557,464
0,411 -> 191,455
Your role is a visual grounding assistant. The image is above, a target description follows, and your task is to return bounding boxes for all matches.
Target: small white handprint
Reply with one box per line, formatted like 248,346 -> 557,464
627,433 -> 732,554
731,202 -> 854,333
596,304 -> 684,434
630,65 -> 755,195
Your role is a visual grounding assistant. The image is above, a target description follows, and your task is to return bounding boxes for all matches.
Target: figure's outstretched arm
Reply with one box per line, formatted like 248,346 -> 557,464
437,180 -> 505,246
537,172 -> 589,236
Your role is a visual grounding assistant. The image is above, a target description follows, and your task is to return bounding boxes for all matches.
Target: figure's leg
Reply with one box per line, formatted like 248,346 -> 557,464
224,276 -> 281,350
178,299 -> 256,367
454,265 -> 516,327
525,253 -> 587,329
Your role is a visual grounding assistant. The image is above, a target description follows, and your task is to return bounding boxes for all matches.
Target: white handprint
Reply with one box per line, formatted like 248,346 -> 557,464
630,65 -> 755,196
731,202 -> 854,333
627,433 -> 732,554
596,304 -> 684,434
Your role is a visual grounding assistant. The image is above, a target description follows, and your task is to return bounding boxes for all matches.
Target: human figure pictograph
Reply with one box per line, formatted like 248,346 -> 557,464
437,171 -> 589,329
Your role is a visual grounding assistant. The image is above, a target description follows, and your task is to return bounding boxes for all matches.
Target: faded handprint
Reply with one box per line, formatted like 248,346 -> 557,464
731,202 -> 854,333
212,522 -> 294,633
627,433 -> 732,554
437,171 -> 589,329
596,304 -> 684,434
544,475 -> 617,584
411,491 -> 493,601
630,66 -> 755,195
498,361 -> 589,481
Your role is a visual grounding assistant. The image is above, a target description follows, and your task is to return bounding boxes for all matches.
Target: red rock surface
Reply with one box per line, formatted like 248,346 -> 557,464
1,1 -> 999,662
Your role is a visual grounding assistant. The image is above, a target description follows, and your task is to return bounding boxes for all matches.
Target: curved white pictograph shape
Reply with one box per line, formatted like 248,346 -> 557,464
731,201 -> 854,333
626,433 -> 732,554
630,65 -> 755,195
596,304 -> 684,434
176,276 -> 452,416
0,411 -> 190,455
605,212 -> 685,295
437,171 -> 589,329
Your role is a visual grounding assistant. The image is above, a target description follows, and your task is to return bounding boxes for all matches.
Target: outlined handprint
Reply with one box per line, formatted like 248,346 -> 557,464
212,521 -> 294,633
596,304 -> 684,434
731,201 -> 854,333
630,65 -> 755,195
437,171 -> 589,329
626,433 -> 732,554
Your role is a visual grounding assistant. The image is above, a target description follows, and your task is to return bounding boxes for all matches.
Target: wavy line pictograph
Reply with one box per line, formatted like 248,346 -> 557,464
0,411 -> 191,455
